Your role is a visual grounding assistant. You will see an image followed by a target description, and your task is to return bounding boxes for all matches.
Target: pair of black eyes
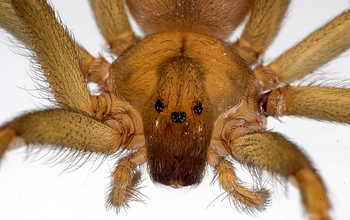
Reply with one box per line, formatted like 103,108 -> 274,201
154,100 -> 203,115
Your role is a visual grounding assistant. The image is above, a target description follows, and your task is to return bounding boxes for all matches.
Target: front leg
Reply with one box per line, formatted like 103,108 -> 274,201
226,131 -> 330,220
0,109 -> 126,162
107,147 -> 147,212
207,148 -> 269,213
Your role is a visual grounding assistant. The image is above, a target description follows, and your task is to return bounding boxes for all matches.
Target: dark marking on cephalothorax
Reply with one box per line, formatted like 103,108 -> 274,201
180,37 -> 186,55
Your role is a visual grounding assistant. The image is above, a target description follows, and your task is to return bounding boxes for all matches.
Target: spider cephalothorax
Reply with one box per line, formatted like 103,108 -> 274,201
111,32 -> 253,187
0,0 -> 350,219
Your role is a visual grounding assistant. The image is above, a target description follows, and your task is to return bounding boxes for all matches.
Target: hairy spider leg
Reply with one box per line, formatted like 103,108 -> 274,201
0,110 -> 123,162
266,86 -> 350,124
226,131 -> 330,220
233,0 -> 290,65
89,0 -> 137,56
107,147 -> 147,211
0,0 -> 138,177
254,10 -> 350,91
207,148 -> 269,213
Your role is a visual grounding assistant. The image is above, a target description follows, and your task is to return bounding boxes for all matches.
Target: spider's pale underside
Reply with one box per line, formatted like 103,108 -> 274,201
0,1 -> 350,220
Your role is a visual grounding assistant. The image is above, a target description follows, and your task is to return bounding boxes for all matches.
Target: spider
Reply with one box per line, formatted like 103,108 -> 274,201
0,0 -> 350,220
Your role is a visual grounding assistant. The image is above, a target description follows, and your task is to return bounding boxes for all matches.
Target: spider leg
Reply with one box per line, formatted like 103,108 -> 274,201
207,148 -> 269,213
7,0 -> 93,112
0,109 -> 125,162
107,147 -> 147,211
226,131 -> 330,220
254,10 -> 350,91
264,85 -> 350,124
0,0 -> 145,166
233,0 -> 290,65
1,0 -> 116,111
89,0 -> 137,56
0,0 -> 30,46
1,0 -> 104,81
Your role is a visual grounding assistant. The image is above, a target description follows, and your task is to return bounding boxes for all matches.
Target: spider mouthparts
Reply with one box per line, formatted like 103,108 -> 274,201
146,121 -> 211,187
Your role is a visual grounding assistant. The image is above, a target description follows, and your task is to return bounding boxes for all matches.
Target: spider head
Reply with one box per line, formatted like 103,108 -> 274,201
110,33 -> 253,187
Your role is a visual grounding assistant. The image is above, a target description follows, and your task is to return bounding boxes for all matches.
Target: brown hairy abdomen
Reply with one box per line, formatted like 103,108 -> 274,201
125,0 -> 253,40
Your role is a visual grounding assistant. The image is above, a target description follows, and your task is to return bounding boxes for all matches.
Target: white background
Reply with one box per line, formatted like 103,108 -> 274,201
0,0 -> 350,219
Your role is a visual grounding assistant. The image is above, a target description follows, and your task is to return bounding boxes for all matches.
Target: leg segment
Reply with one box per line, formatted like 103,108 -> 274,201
0,129 -> 17,162
227,131 -> 330,220
265,85 -> 350,124
233,0 -> 290,65
2,0 -> 98,77
89,0 -> 137,56
207,149 -> 269,213
255,10 -> 350,89
4,0 -> 116,113
107,147 -> 147,211
9,0 -> 93,112
0,109 -> 125,162
0,0 -> 29,45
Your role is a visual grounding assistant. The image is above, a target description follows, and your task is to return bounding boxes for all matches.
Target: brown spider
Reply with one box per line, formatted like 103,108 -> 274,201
0,0 -> 350,220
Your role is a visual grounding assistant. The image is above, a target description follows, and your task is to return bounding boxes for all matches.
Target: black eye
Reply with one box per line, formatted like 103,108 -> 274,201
154,99 -> 165,113
193,102 -> 203,115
